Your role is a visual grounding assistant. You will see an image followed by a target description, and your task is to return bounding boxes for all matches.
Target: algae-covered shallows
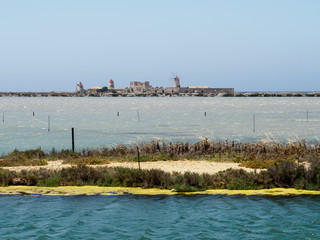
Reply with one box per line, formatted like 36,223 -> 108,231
0,186 -> 319,196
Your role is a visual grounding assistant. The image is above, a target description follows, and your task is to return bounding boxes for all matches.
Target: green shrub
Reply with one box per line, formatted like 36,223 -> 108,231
0,150 -> 320,191
0,169 -> 14,186
268,162 -> 300,188
0,148 -> 48,167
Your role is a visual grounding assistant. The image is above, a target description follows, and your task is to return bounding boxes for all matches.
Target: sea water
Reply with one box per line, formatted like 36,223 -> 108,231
1,97 -> 320,239
0,97 -> 319,154
0,194 -> 319,239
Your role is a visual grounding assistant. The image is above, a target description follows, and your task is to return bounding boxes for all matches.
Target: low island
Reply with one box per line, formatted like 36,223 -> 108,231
0,139 -> 319,196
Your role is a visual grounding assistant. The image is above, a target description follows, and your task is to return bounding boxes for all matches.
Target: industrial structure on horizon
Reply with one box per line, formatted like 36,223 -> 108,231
77,76 -> 234,96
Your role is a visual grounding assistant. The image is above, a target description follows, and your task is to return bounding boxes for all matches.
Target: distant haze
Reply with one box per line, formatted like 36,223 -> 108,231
0,0 -> 319,92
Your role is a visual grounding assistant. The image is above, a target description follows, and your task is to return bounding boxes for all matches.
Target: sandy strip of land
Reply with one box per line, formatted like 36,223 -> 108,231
107,160 -> 260,174
2,160 -> 261,174
1,160 -> 71,172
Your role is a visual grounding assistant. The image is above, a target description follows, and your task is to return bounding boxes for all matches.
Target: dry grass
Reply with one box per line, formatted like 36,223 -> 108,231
1,139 -> 319,169
0,149 -> 48,167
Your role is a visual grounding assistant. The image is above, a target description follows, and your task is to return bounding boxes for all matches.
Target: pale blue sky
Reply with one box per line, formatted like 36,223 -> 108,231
0,0 -> 319,92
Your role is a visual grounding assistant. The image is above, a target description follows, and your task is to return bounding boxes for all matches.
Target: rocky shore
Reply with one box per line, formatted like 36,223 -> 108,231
0,91 -> 319,97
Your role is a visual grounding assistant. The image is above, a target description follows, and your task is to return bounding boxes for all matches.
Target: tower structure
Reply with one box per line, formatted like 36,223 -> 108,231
108,79 -> 115,89
76,81 -> 85,93
174,76 -> 180,88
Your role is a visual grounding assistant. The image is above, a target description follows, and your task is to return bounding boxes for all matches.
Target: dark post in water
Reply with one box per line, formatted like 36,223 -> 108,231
137,110 -> 140,122
253,115 -> 256,132
48,115 -> 50,132
72,128 -> 75,152
2,112 -> 4,123
137,146 -> 141,170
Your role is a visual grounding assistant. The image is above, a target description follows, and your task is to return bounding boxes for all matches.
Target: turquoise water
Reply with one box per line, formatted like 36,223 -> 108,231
1,97 -> 320,239
0,194 -> 319,239
0,97 -> 320,154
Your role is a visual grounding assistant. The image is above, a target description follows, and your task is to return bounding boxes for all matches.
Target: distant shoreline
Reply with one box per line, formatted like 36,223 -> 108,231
0,91 -> 320,97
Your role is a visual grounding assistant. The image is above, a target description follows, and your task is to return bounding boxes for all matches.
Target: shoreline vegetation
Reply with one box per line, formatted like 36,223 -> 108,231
0,91 -> 320,97
0,139 -> 319,193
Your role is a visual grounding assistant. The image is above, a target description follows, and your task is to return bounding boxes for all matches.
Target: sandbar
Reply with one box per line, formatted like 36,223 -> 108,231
2,160 -> 259,174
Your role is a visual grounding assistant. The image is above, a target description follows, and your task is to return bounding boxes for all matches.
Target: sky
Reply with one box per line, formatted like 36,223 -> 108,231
0,0 -> 319,92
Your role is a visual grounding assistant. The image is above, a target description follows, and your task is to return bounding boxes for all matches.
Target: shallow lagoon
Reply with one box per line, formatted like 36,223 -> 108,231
0,194 -> 319,239
0,97 -> 319,154
1,97 -> 320,239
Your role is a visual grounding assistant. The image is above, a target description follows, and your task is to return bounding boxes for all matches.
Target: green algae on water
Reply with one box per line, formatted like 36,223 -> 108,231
0,186 -> 319,196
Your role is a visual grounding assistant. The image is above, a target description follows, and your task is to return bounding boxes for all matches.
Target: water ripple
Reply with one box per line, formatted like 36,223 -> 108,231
0,194 -> 319,239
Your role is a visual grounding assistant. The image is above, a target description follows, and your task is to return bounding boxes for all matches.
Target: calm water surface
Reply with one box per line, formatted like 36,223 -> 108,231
0,97 -> 319,154
0,194 -> 319,239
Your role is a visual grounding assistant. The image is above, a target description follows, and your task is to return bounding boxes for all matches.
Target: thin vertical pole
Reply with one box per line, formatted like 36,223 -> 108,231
137,110 -> 140,122
307,109 -> 308,122
137,146 -> 140,170
33,112 -> 35,117
253,115 -> 255,132
2,112 -> 4,123
117,112 -> 119,116
204,112 -> 206,117
72,128 -> 75,152
48,115 -> 50,132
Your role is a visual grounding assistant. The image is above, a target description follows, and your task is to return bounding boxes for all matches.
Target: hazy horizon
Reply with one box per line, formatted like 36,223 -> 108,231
1,0 -> 319,92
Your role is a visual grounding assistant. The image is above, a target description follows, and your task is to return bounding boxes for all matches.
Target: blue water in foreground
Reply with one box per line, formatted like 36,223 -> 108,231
0,194 -> 319,239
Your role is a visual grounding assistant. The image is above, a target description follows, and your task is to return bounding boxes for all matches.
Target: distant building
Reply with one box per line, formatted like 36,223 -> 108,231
76,82 -> 85,94
173,76 -> 180,88
76,75 -> 234,96
178,87 -> 234,95
188,86 -> 209,89
87,86 -> 102,94
165,77 -> 233,95
130,81 -> 152,92
108,79 -> 115,89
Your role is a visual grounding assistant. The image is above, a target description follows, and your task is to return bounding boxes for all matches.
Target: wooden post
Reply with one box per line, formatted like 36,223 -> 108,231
117,112 -> 119,116
137,146 -> 140,170
72,128 -> 75,152
33,112 -> 35,117
204,112 -> 206,116
253,115 -> 255,132
48,115 -> 50,132
2,112 -> 4,123
137,110 -> 140,122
